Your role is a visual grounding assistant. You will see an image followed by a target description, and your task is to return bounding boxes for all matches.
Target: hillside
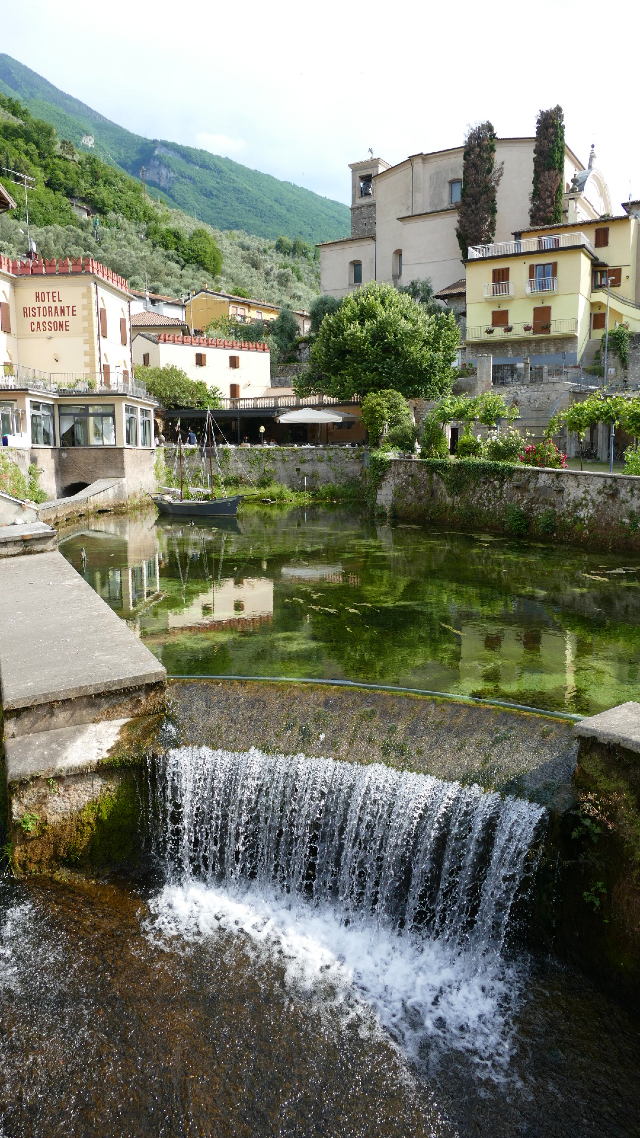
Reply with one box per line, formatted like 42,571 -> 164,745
0,54 -> 350,245
0,93 -> 321,308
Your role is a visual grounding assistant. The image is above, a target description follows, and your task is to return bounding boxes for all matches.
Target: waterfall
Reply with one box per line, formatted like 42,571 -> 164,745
149,746 -> 545,955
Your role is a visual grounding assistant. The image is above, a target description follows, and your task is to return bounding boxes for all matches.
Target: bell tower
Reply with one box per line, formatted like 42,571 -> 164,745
349,154 -> 390,238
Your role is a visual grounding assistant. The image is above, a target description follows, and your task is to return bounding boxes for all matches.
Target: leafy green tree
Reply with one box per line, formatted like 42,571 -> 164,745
397,277 -> 444,315
456,122 -> 503,257
230,286 -> 251,298
186,228 -> 223,275
604,325 -> 631,370
292,237 -> 312,257
135,364 -> 220,409
309,293 -> 341,337
361,390 -> 413,446
421,412 -> 450,458
530,106 -> 565,226
275,235 -> 293,254
301,281 -> 459,401
621,397 -> 640,442
473,391 -> 518,427
271,306 -> 299,354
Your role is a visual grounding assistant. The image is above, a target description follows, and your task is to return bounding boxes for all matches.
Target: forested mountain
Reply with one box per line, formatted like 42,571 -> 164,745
0,55 -> 350,244
0,92 -> 321,307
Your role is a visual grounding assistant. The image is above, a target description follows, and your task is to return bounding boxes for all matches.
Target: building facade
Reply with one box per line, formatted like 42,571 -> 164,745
185,289 -> 310,335
464,205 -> 640,368
0,254 -> 157,500
132,331 -> 272,400
320,140 -> 610,300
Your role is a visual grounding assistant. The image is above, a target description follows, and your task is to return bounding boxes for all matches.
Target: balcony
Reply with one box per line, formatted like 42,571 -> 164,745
217,393 -> 361,411
0,365 -> 153,401
526,276 -> 558,295
483,281 -> 515,299
466,317 -> 578,342
468,232 -> 595,260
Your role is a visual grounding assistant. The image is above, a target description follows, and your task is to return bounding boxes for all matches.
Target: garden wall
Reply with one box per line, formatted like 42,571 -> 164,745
159,444 -> 366,493
376,456 -> 640,550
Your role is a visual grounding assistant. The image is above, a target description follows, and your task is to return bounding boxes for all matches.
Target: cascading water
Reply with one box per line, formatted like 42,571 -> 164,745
146,746 -> 546,1072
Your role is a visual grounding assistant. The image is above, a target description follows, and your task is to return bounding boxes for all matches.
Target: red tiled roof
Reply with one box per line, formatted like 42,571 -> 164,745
131,311 -> 186,327
435,278 -> 466,298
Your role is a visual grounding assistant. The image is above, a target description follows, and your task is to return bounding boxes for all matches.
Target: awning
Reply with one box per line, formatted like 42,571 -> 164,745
277,408 -> 356,424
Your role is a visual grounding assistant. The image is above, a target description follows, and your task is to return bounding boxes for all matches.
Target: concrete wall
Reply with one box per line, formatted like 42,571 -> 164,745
376,456 -> 640,550
319,237 -> 376,299
56,446 -> 156,496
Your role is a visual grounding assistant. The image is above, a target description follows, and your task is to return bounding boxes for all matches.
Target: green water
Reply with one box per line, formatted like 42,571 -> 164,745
60,505 -> 640,716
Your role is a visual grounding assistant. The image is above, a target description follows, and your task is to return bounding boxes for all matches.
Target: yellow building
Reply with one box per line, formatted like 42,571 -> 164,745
464,202 -> 640,370
186,289 -> 310,335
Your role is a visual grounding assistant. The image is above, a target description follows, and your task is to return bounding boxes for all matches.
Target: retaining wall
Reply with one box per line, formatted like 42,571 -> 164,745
376,456 -> 640,550
159,444 -> 365,492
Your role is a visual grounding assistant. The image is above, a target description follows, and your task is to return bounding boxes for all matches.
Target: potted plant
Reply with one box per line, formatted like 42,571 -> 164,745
541,323 -> 551,332
485,327 -> 495,334
524,323 -> 533,332
504,325 -> 513,333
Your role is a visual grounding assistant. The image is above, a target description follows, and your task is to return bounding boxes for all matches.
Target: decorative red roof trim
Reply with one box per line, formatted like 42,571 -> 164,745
0,254 -> 129,293
156,333 -> 269,351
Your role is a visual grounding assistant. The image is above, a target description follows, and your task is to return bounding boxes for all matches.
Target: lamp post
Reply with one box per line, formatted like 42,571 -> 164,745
259,424 -> 265,446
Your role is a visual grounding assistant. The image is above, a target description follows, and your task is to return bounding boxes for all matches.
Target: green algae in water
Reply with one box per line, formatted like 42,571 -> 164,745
59,506 -> 640,716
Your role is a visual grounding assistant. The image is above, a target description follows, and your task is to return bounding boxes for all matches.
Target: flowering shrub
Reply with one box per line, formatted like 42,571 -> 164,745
485,426 -> 528,462
518,440 -> 567,468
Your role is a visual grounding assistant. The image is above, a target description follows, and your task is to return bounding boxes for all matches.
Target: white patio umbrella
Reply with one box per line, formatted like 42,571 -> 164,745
277,408 -> 345,424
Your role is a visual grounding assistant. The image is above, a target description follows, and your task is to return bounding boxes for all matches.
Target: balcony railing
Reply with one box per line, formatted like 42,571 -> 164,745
468,232 -> 595,260
526,277 -> 558,294
466,317 -> 578,342
216,393 -> 361,411
483,281 -> 515,299
0,365 -> 153,401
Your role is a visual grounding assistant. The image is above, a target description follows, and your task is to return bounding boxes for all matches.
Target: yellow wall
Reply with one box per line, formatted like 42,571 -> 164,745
187,293 -> 279,332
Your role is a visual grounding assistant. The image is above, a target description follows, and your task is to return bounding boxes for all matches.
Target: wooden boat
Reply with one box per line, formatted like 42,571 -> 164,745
152,494 -> 242,518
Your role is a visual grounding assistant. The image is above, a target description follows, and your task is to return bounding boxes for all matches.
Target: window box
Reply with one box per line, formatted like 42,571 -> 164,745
504,325 -> 513,333
485,327 -> 495,334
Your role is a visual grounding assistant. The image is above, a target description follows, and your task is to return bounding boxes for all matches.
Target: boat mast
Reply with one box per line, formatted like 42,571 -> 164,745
178,429 -> 184,501
207,409 -> 215,497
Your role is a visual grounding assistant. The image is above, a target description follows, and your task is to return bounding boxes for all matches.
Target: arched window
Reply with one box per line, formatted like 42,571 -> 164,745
392,249 -> 403,282
350,261 -> 363,286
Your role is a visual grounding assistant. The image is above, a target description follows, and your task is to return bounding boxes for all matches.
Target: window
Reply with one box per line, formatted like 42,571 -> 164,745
195,352 -> 207,367
359,174 -> 373,198
592,312 -> 606,330
30,401 -> 55,446
392,250 -> 403,279
398,252 -> 402,277
0,302 -> 10,334
142,352 -> 150,367
59,404 -> 116,447
125,404 -> 138,446
120,318 -> 128,346
230,383 -> 240,399
528,262 -> 557,292
532,306 -> 552,334
536,235 -> 560,250
140,408 -> 152,448
255,310 -> 263,320
450,179 -> 462,205
352,261 -> 363,285
595,227 -> 609,248
491,310 -> 509,327
491,267 -> 510,296
0,401 -> 19,437
103,363 -> 111,386
229,355 -> 240,369
593,268 -> 621,289
99,308 -> 108,338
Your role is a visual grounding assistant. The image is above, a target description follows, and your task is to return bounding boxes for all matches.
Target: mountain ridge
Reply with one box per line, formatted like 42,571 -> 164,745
0,54 -> 350,244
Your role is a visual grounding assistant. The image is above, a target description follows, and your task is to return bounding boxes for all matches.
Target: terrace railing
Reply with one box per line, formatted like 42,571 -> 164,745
468,232 -> 595,260
0,365 -> 153,401
466,317 -> 579,342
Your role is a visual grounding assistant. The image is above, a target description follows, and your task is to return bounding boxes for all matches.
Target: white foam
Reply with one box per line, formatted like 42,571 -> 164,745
148,880 -> 524,1077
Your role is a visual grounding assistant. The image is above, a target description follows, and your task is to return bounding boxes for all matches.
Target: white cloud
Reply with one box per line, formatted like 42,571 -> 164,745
195,132 -> 246,158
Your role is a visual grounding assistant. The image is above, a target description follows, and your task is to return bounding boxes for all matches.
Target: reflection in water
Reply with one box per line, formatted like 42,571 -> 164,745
60,506 -> 640,715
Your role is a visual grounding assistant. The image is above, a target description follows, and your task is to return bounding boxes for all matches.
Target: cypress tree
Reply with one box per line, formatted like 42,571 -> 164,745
529,106 -> 565,226
456,122 -> 503,258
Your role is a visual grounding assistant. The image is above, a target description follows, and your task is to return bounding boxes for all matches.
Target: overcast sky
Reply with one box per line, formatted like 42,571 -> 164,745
3,0 -> 638,213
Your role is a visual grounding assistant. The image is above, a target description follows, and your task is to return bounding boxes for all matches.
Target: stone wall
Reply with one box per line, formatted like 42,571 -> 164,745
376,456 -> 640,550
350,203 -> 376,238
626,333 -> 640,385
472,334 -> 578,361
160,444 -> 365,492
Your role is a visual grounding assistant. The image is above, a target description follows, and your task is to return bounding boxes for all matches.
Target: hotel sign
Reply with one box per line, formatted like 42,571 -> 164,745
17,287 -> 85,335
